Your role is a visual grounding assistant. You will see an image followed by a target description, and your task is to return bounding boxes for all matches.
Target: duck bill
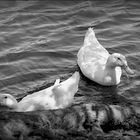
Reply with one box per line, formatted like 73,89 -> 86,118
123,65 -> 134,75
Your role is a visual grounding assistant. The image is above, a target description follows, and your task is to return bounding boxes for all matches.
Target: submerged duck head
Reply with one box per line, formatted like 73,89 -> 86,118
107,53 -> 134,75
0,94 -> 18,110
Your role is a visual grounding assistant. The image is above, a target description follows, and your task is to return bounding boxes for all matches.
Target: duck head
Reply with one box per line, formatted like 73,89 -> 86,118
0,94 -> 18,110
107,53 -> 134,75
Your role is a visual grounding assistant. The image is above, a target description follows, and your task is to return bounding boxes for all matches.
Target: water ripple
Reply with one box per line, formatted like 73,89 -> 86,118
0,0 -> 139,114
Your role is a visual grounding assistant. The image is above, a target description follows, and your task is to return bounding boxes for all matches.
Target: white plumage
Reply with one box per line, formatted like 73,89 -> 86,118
0,72 -> 80,112
77,28 -> 134,86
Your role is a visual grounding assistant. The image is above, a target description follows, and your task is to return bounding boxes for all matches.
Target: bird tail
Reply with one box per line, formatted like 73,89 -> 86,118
54,79 -> 60,86
67,71 -> 80,94
83,27 -> 96,47
52,71 -> 80,96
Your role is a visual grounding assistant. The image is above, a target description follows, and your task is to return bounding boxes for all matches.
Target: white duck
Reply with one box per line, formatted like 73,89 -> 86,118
0,72 -> 80,112
77,27 -> 134,86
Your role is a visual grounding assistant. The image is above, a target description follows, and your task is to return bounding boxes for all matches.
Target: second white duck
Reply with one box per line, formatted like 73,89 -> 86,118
0,72 -> 80,112
77,27 -> 134,86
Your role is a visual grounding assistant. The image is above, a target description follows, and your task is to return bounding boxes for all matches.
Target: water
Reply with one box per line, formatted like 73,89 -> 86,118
0,0 -> 140,138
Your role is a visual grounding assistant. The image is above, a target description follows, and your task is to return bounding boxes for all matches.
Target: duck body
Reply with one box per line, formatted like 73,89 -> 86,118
77,47 -> 122,86
77,28 -> 134,86
0,72 -> 80,112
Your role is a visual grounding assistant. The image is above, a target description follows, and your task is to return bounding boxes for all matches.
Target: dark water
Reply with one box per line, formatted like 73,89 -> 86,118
0,0 -> 140,139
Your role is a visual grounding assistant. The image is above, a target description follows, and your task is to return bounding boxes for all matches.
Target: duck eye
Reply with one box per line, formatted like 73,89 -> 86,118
4,96 -> 7,99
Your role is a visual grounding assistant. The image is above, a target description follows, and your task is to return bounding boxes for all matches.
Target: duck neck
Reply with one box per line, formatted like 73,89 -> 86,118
104,64 -> 121,85
10,101 -> 18,111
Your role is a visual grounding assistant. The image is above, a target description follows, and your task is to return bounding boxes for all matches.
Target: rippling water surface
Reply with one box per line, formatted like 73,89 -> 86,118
0,0 -> 140,109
